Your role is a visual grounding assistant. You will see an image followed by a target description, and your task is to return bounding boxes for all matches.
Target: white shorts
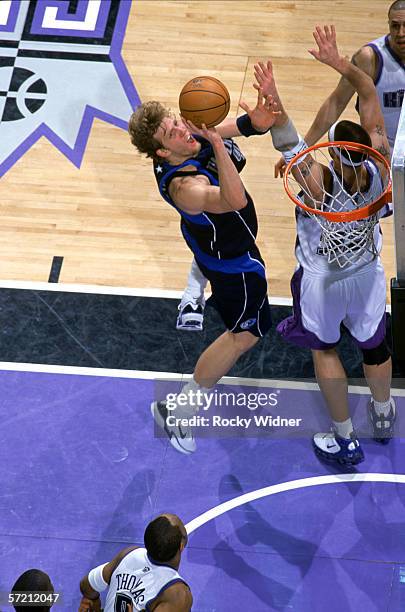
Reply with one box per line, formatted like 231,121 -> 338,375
277,262 -> 387,349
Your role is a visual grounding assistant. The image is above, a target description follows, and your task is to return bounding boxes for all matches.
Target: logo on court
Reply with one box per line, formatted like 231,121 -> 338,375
0,0 -> 140,176
240,318 -> 257,330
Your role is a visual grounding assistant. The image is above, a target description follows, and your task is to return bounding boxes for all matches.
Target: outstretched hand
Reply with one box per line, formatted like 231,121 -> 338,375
239,64 -> 281,133
253,60 -> 277,99
309,25 -> 341,68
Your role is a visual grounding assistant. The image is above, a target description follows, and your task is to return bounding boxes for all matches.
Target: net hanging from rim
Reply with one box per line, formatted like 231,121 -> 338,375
283,141 -> 392,268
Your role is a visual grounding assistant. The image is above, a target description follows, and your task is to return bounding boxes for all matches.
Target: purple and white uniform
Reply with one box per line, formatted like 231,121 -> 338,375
102,548 -> 188,611
367,35 -> 405,152
277,160 -> 388,349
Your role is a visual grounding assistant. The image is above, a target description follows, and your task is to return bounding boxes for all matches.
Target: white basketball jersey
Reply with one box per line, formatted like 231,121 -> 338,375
295,160 -> 385,276
103,548 -> 187,611
368,35 -> 405,149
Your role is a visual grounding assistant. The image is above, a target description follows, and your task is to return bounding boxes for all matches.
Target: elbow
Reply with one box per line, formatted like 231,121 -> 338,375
235,197 -> 248,211
219,194 -> 247,211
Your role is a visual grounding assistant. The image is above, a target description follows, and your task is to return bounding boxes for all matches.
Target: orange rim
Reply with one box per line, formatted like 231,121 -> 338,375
283,141 -> 392,222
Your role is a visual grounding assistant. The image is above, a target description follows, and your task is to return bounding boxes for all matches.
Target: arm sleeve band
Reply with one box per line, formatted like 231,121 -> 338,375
236,113 -> 270,137
88,564 -> 109,593
269,118 -> 300,151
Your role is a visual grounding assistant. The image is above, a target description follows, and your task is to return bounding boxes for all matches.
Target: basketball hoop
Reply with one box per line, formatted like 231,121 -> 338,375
283,141 -> 392,268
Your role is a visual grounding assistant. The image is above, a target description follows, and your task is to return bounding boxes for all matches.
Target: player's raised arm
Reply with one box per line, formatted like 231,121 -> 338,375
309,25 -> 390,162
172,119 -> 248,214
253,59 -> 325,204
215,79 -> 280,139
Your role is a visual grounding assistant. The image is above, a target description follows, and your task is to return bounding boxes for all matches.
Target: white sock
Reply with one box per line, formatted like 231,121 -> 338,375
373,397 -> 394,417
175,377 -> 211,419
333,417 -> 354,440
181,259 -> 208,305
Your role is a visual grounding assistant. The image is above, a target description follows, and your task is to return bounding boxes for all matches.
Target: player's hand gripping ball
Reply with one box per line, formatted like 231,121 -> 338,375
179,76 -> 230,128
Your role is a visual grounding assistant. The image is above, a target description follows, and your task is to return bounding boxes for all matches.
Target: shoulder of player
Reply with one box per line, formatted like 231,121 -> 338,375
102,546 -> 139,583
351,44 -> 377,80
151,581 -> 192,611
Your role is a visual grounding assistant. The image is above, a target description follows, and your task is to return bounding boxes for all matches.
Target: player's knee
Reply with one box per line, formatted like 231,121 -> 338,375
232,331 -> 259,355
361,339 -> 391,366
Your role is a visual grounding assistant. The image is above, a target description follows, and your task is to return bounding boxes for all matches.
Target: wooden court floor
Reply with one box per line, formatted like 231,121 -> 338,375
0,0 -> 395,298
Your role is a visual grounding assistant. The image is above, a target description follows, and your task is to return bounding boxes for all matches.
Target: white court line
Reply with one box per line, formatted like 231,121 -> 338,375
0,278 -> 294,305
0,279 -> 396,314
185,473 -> 405,534
0,280 -> 394,313
0,363 -> 403,395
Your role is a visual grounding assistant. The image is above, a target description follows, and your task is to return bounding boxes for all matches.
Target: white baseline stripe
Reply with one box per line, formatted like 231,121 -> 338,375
185,473 -> 405,534
0,279 -> 295,305
0,363 -> 184,380
0,364 -> 403,396
0,279 -> 393,312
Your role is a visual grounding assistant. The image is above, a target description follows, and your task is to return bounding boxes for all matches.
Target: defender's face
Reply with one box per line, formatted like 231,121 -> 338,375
154,116 -> 200,159
389,10 -> 405,56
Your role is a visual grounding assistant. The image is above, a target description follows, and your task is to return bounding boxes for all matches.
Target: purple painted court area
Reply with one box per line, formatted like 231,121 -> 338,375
0,370 -> 404,611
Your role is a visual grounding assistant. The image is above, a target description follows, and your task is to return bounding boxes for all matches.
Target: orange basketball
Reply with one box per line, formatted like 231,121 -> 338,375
179,76 -> 230,128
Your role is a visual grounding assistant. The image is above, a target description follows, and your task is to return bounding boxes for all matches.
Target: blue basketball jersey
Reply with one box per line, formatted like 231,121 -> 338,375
153,136 -> 259,267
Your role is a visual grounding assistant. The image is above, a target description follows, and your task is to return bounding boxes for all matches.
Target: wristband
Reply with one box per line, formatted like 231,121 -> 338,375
282,139 -> 308,165
236,113 -> 269,137
88,564 -> 108,593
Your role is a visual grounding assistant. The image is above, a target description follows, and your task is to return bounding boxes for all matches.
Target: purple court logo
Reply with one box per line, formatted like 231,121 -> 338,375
0,0 -> 140,176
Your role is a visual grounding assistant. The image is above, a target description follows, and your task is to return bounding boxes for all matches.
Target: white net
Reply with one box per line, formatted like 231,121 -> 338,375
285,144 -> 389,268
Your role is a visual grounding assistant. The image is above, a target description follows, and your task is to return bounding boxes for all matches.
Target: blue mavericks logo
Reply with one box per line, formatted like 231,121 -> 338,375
240,318 -> 257,330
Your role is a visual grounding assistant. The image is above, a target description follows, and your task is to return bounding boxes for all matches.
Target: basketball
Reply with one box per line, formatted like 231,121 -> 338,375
179,76 -> 230,128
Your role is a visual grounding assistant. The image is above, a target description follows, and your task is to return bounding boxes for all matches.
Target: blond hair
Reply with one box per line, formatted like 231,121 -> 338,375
128,101 -> 170,160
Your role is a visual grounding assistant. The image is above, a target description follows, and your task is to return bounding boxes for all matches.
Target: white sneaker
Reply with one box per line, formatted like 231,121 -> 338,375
313,431 -> 364,465
368,398 -> 396,444
151,401 -> 196,454
176,301 -> 204,331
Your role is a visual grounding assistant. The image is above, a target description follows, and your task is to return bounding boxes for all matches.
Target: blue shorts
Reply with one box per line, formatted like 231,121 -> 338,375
196,250 -> 271,338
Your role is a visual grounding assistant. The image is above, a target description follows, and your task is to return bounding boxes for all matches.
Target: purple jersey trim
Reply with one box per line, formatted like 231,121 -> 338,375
146,554 -> 179,570
276,267 -> 338,350
345,313 -> 387,349
367,43 -> 383,85
145,578 -> 189,611
383,34 -> 405,73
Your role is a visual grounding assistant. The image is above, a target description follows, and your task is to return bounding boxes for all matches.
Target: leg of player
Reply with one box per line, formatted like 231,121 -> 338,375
312,348 -> 364,465
193,330 -> 259,388
177,258 -> 208,331
362,345 -> 396,444
151,330 -> 258,455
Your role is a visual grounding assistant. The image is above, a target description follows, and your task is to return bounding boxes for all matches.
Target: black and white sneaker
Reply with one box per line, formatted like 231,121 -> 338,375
313,431 -> 364,465
368,398 -> 396,444
176,301 -> 204,331
151,401 -> 196,454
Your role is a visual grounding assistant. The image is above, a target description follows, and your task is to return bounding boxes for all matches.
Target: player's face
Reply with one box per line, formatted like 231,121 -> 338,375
154,116 -> 200,159
389,10 -> 405,56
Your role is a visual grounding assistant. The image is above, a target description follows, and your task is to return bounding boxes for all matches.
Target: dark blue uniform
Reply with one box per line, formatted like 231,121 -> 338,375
153,136 -> 271,337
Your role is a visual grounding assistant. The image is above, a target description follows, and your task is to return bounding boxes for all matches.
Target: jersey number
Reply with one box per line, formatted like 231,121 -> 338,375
115,593 -> 133,611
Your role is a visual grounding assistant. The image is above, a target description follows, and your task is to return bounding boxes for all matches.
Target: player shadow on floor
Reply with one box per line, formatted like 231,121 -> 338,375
84,467 -> 157,572
218,474 -> 353,609
344,449 -> 405,568
187,517 -> 294,610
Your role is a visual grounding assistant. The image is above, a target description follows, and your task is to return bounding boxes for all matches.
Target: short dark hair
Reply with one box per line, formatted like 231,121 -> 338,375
12,569 -> 54,611
333,120 -> 372,164
144,516 -> 183,562
389,1 -> 405,16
